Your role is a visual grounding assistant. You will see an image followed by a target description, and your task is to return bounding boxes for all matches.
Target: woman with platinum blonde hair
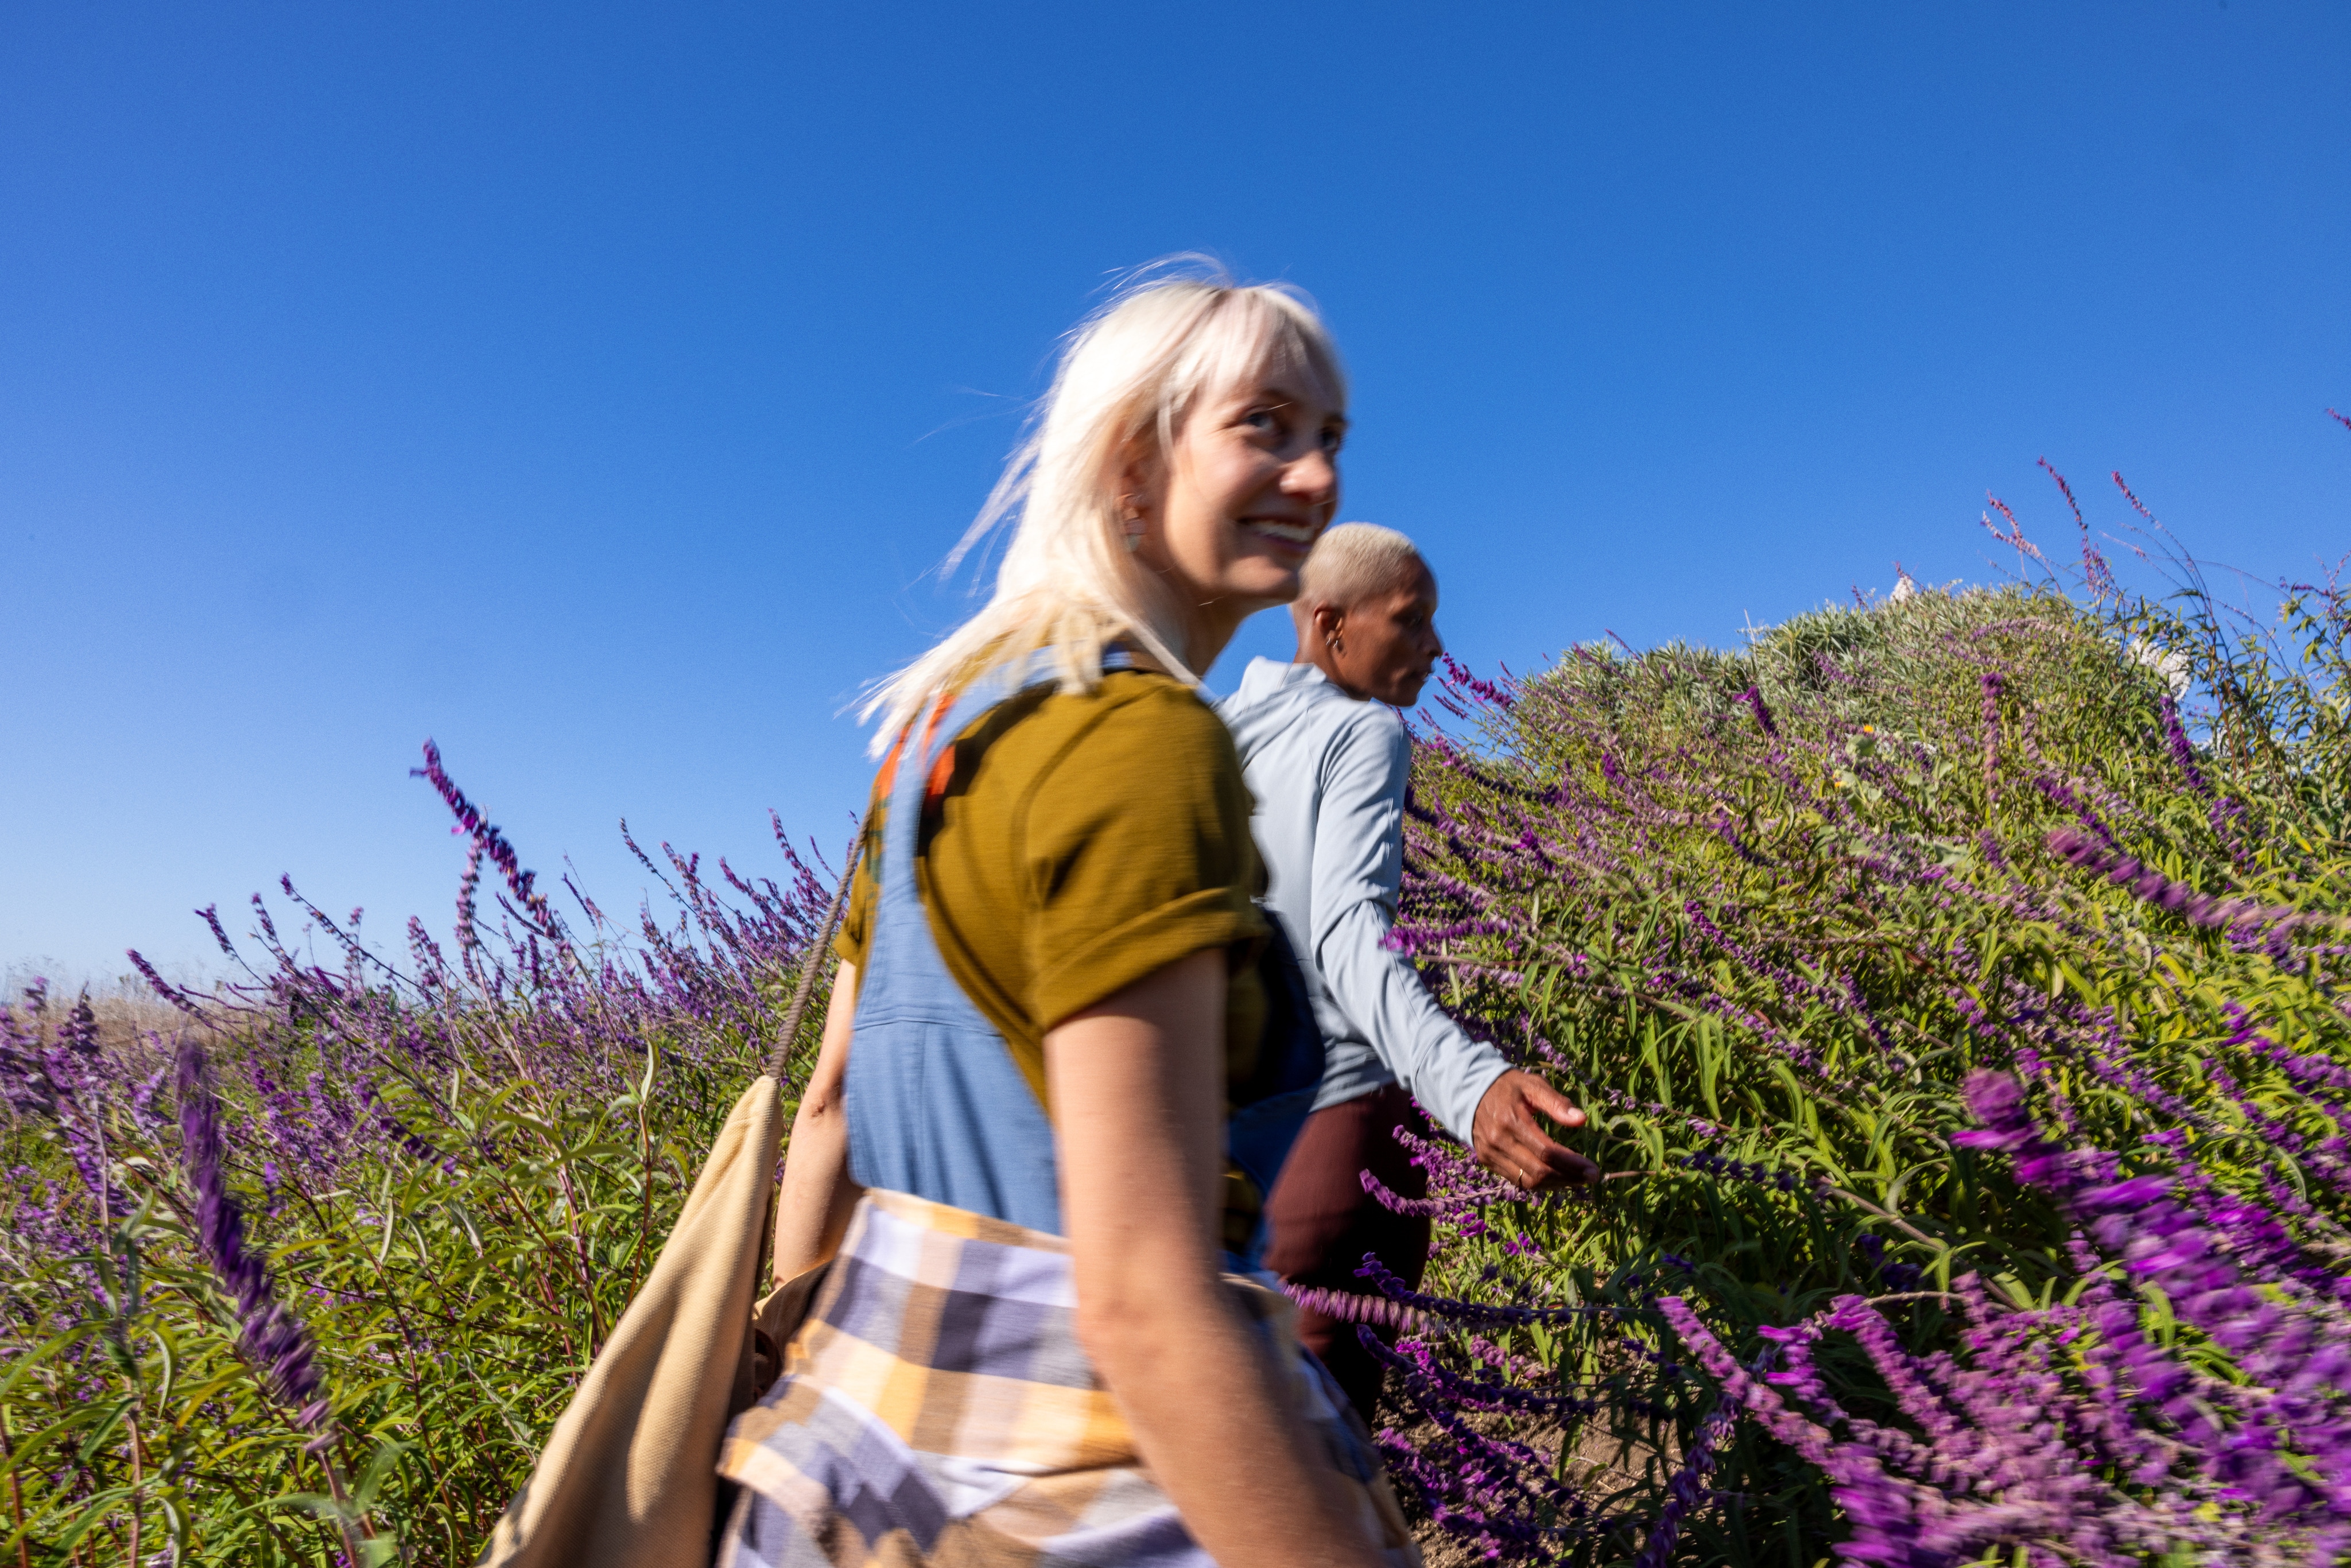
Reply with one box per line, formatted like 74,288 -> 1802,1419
864,270 -> 1345,745
719,267 -> 1419,1568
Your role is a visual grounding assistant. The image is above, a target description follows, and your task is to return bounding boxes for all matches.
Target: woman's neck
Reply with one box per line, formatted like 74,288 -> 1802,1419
1174,596 -> 1253,678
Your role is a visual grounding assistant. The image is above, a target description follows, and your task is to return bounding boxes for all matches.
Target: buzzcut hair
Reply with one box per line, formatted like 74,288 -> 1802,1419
1292,523 -> 1430,628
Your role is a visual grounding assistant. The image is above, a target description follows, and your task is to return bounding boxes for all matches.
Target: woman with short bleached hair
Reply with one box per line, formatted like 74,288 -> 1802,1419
719,266 -> 1418,1568
1223,522 -> 1600,1426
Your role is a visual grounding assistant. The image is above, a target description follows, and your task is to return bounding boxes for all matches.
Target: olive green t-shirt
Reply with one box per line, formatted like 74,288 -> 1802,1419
837,669 -> 1271,1115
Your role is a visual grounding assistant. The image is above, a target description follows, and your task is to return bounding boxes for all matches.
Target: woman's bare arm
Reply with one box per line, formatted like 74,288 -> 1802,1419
772,960 -> 864,1284
1050,949 -> 1388,1568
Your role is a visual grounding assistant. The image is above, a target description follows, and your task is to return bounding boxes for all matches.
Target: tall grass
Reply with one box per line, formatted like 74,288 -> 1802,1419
6,467 -> 2348,1563
2,785 -> 840,1564
1363,488 -> 2351,1563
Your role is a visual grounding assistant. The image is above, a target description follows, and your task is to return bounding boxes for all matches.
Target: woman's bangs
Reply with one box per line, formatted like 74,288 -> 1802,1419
1183,294 -> 1346,420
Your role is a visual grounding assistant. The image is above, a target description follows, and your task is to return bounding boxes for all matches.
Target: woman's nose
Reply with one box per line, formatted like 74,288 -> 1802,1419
1281,448 -> 1337,504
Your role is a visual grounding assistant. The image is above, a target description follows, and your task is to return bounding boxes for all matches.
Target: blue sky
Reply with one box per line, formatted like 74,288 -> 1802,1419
5,2 -> 2347,983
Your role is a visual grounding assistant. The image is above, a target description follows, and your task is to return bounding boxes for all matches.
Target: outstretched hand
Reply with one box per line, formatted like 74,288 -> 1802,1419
1470,1070 -> 1601,1191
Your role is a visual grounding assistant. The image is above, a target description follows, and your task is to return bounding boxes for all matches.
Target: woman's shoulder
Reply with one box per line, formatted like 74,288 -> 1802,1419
988,672 -> 1242,816
1320,690 -> 1412,771
940,668 -> 1240,815
1098,666 -> 1228,720
1039,669 -> 1233,750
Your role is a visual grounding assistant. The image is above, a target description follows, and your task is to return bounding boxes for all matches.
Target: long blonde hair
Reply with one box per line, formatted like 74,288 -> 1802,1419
862,262 -> 1347,753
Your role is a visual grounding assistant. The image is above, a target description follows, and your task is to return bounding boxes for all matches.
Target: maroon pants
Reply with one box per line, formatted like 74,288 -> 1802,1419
1262,1084 -> 1432,1424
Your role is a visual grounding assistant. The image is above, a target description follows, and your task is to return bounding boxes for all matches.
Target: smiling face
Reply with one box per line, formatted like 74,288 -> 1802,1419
1128,370 -> 1346,672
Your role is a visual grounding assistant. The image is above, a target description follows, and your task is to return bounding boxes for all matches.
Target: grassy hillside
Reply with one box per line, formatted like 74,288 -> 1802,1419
6,549 -> 2350,1565
1376,568 -> 2351,1563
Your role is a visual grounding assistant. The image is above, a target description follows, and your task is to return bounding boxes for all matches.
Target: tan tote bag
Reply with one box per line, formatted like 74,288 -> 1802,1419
476,843 -> 858,1568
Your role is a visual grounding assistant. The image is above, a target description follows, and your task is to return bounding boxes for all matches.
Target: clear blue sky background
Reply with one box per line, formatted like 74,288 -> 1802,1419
5,2 -> 2348,984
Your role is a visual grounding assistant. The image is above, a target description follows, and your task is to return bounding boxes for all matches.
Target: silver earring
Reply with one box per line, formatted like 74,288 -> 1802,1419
1120,498 -> 1145,553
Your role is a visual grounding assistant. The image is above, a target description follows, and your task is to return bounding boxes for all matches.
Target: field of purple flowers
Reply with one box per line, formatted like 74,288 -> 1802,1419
2,776 -> 844,1565
6,475 -> 2350,1565
1371,494 -> 2351,1565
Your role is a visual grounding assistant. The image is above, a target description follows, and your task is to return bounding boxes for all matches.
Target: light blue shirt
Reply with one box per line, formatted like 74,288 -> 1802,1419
1218,658 -> 1509,1142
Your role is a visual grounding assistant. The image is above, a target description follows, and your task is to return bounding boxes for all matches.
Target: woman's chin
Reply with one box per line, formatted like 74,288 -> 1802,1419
1221,559 -> 1306,606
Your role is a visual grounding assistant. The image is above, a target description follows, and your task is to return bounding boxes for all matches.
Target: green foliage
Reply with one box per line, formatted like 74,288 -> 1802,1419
1391,572 -> 2351,1561
2,860 -> 836,1564
13,543 -> 2351,1565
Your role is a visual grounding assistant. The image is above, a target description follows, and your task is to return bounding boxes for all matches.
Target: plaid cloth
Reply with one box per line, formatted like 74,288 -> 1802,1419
716,1189 -> 1420,1567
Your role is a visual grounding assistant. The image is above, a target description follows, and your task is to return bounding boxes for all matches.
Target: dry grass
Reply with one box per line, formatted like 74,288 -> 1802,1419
0,967 -> 203,1051
88,992 -> 197,1049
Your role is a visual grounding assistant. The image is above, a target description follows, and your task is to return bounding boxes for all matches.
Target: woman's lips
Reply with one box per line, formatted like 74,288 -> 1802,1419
1241,518 -> 1318,549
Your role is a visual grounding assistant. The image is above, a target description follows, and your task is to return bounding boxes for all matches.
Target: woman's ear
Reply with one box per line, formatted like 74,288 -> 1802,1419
1115,437 -> 1164,518
1311,602 -> 1347,650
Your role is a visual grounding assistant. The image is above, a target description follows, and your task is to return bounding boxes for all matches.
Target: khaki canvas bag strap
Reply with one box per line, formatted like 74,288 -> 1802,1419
762,829 -> 865,1084
476,832 -> 864,1568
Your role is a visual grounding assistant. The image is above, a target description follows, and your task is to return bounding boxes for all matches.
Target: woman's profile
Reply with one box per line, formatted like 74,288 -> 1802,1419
717,266 -> 1420,1567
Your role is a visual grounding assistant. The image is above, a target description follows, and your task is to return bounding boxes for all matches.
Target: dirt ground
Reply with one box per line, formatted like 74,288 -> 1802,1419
1380,1384 -> 1685,1566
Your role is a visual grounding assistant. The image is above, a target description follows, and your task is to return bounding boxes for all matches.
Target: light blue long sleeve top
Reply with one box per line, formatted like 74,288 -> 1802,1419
1217,657 -> 1510,1142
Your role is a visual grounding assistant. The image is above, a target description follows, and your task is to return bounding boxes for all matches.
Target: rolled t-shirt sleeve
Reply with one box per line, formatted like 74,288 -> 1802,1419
833,781 -> 887,970
1309,705 -> 1510,1142
1023,684 -> 1267,1031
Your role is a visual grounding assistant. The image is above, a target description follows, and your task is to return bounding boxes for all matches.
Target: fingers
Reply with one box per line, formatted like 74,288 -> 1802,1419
1473,1094 -> 1599,1191
1495,1125 -> 1596,1190
1531,1147 -> 1603,1190
1518,1074 -> 1588,1130
1469,1071 -> 1605,1191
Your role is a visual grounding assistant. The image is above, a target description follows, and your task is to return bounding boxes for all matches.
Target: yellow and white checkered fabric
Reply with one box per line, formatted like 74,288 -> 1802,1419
717,1189 -> 1418,1566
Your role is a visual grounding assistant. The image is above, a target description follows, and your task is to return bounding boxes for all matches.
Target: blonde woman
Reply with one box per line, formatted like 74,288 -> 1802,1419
720,270 -> 1419,1568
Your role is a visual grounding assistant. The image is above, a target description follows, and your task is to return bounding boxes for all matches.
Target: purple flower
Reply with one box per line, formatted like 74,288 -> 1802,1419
1855,1233 -> 1925,1293
1440,654 -> 1516,712
2043,828 -> 2298,937
416,738 -> 564,941
2157,693 -> 2212,800
176,1035 -> 327,1429
1658,1297 -> 1960,1568
1960,1072 -> 2350,1531
1632,1340 -> 1771,1568
1280,1281 -> 1427,1332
